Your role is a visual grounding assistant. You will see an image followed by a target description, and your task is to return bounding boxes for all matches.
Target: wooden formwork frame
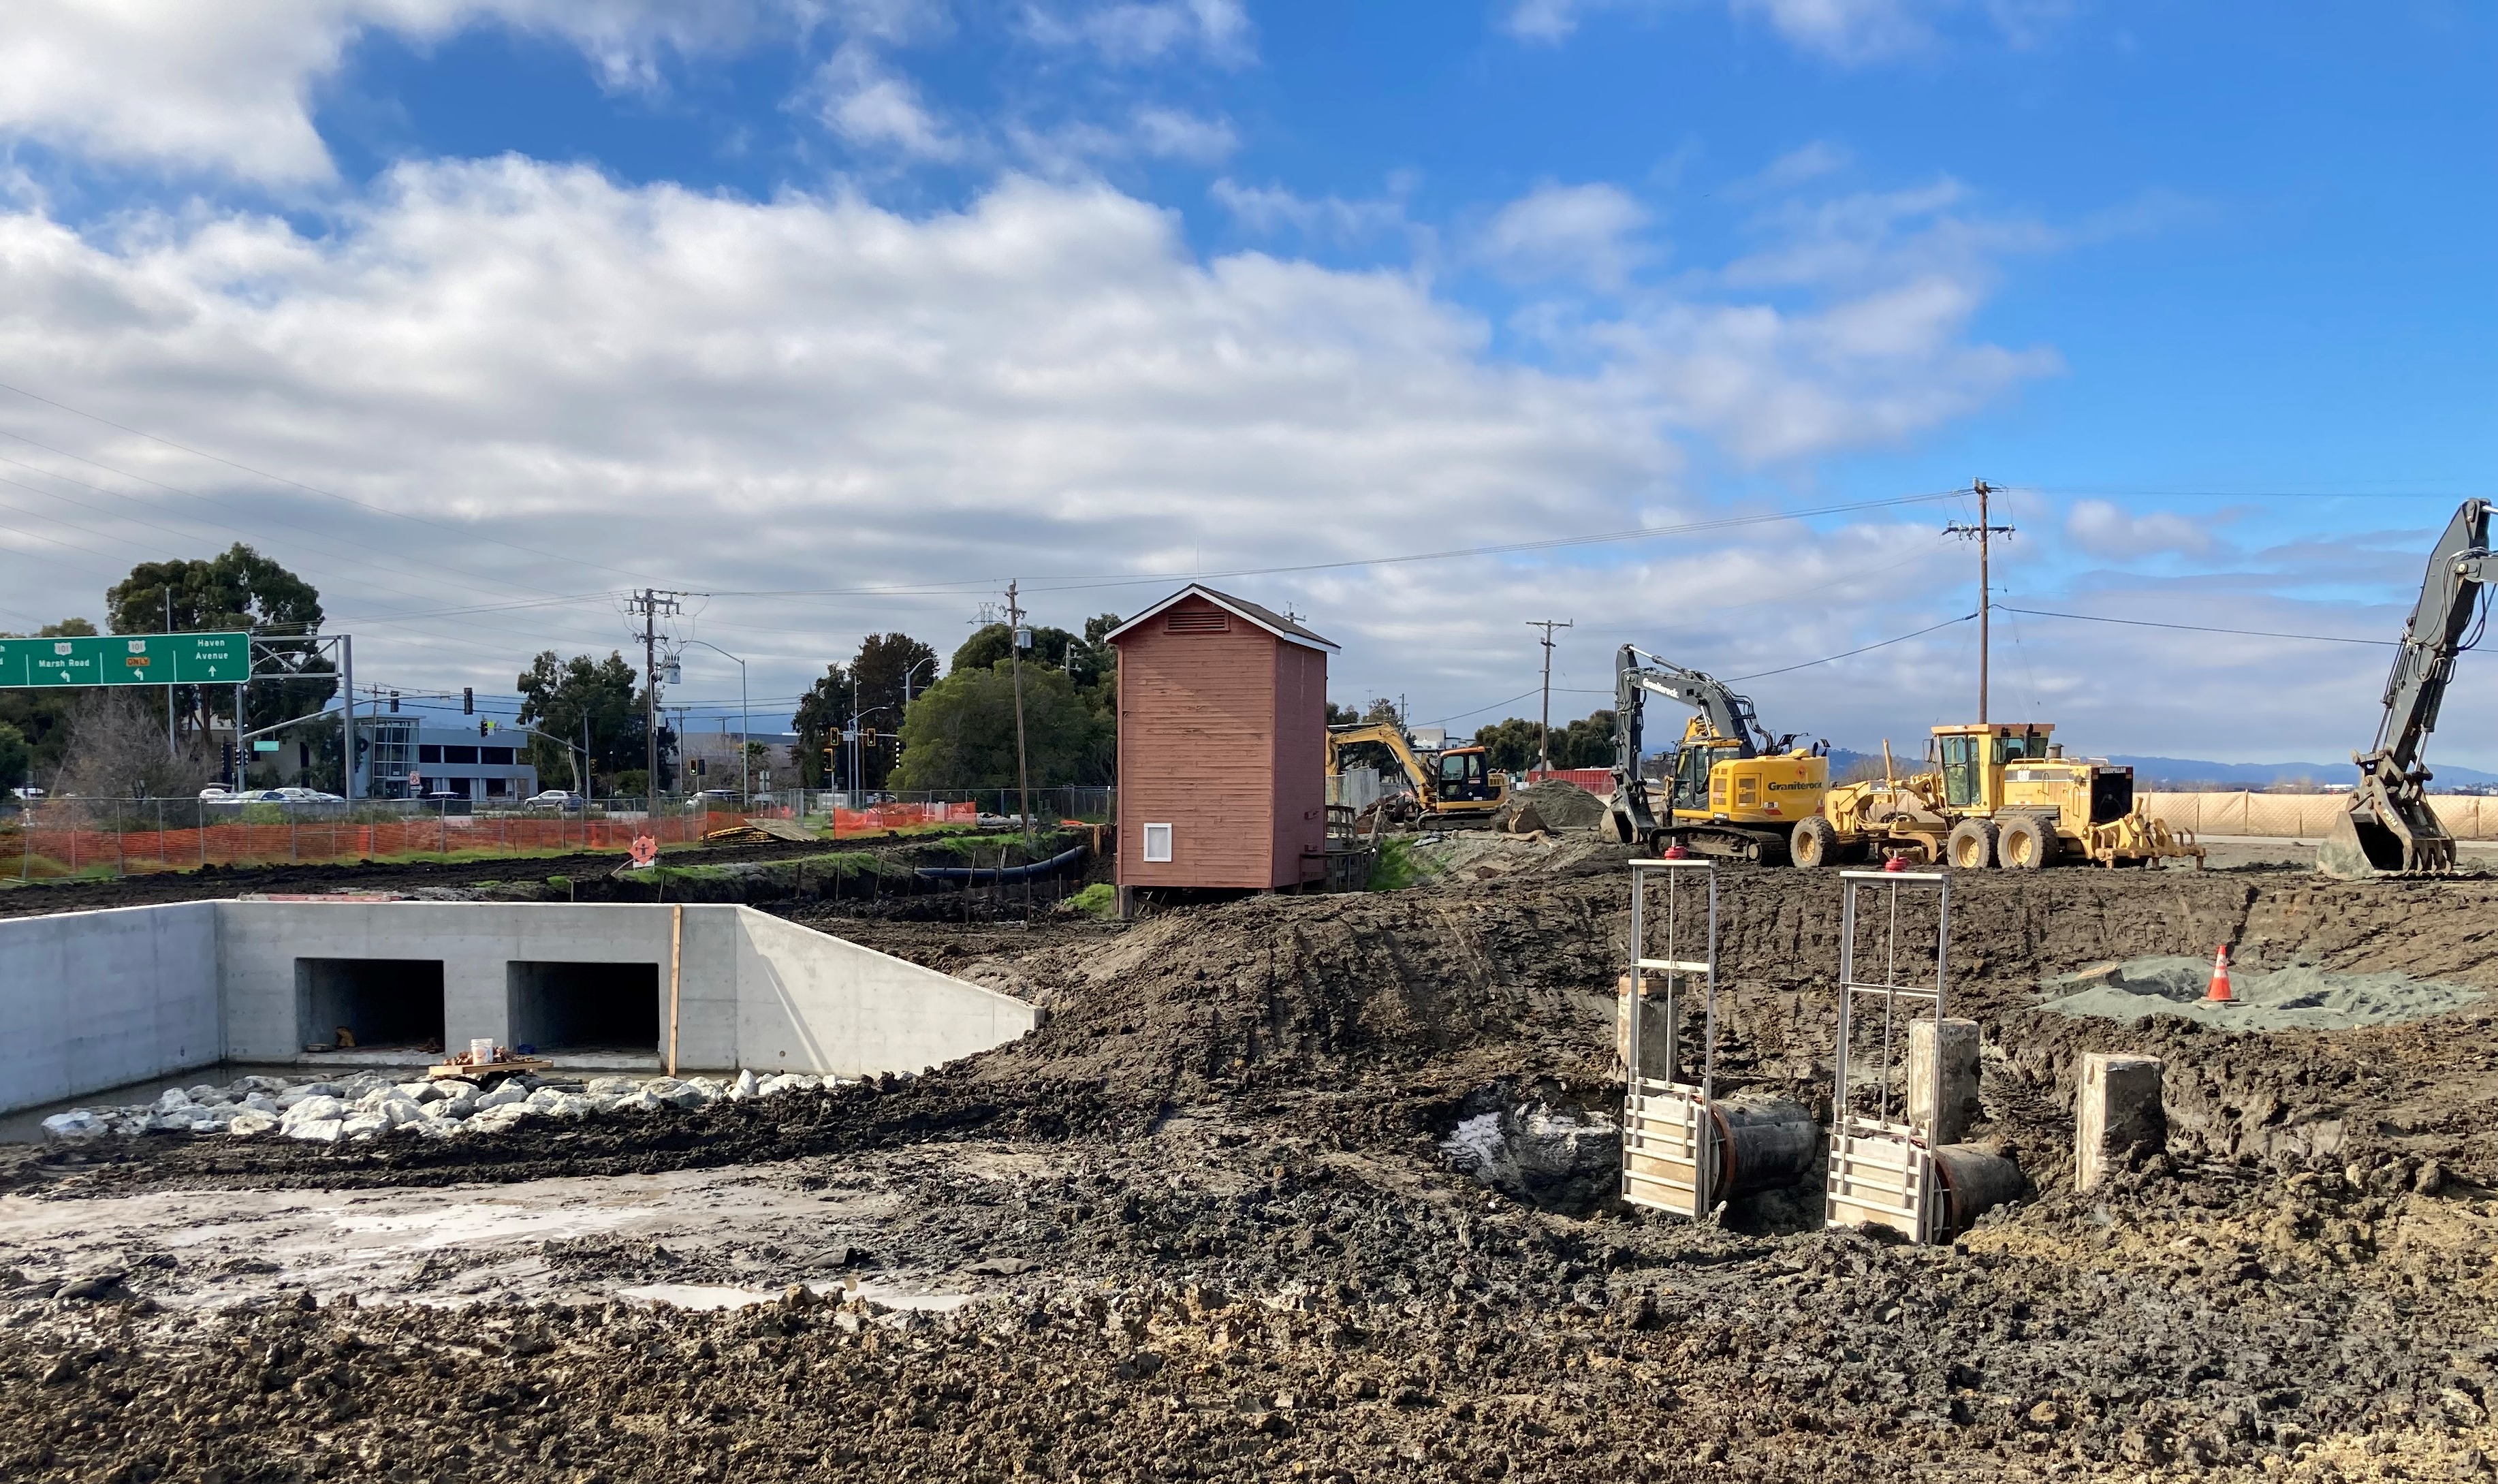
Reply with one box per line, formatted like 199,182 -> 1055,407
1826,869 -> 1950,1244
1621,857 -> 1720,1218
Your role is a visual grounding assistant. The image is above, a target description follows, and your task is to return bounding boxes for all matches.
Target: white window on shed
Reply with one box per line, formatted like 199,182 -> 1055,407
1141,823 -> 1173,862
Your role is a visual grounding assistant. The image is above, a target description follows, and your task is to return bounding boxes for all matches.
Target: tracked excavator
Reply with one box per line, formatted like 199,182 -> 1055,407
2319,498 -> 2492,879
1602,646 -> 1830,862
1326,721 -> 1507,825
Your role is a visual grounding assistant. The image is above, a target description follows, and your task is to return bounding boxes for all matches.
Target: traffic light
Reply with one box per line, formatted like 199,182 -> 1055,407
693,757 -> 706,777
462,687 -> 474,714
388,691 -> 400,713
479,720 -> 490,738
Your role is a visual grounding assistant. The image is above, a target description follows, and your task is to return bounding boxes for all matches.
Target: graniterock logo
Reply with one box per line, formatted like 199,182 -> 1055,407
1767,779 -> 1824,791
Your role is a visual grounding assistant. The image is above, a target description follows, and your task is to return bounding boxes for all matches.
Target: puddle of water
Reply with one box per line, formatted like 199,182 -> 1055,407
616,1280 -> 973,1313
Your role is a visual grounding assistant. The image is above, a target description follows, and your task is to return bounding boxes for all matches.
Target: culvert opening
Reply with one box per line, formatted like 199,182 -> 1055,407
507,962 -> 662,1054
296,958 -> 446,1054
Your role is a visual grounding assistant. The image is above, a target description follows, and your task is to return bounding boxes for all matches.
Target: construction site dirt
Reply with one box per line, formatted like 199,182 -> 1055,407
7,842 -> 2498,1482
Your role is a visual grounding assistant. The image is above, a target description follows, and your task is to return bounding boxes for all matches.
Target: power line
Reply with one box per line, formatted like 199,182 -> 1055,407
1727,613 -> 1979,682
1997,605 -> 2397,647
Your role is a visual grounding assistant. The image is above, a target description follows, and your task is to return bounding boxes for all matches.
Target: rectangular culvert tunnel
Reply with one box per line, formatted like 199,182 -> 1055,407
506,962 -> 662,1054
296,958 -> 447,1054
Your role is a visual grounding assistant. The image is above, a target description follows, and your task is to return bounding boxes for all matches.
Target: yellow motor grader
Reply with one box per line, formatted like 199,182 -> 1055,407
1789,722 -> 2202,870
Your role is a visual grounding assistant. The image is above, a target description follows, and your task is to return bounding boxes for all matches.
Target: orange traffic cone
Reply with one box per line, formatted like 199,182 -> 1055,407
2205,944 -> 2234,1004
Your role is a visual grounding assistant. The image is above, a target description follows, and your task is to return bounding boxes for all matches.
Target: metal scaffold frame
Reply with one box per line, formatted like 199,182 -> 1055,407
1620,856 -> 1720,1218
1826,868 -> 1950,1244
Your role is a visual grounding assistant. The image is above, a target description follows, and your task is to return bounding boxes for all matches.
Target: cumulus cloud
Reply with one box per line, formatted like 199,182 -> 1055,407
2066,499 -> 2217,558
1475,182 -> 1651,290
0,0 -> 802,184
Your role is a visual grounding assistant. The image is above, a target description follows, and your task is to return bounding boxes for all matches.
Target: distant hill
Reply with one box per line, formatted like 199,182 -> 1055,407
1822,748 -> 2498,791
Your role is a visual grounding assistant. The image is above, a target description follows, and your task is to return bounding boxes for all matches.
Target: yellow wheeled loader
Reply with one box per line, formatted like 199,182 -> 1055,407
1790,723 -> 2202,870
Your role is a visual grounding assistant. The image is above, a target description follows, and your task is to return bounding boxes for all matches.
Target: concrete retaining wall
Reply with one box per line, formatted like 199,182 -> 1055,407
0,903 -> 221,1116
1,900 -> 1039,1114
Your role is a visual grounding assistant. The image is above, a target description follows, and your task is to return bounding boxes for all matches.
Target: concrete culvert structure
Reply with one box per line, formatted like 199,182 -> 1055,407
295,959 -> 445,1054
507,962 -> 662,1055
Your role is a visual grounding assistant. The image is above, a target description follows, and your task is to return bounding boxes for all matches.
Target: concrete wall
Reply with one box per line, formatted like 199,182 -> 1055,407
736,911 -> 1040,1077
0,902 -> 221,1115
1,900 -> 1037,1113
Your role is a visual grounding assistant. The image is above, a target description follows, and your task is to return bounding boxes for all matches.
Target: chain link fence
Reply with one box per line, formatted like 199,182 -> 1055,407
0,787 -> 1115,882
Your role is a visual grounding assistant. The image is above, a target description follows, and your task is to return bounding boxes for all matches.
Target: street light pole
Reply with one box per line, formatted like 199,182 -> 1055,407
676,640 -> 750,800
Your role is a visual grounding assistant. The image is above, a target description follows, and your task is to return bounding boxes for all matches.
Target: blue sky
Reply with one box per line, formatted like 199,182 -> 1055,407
0,1 -> 2491,765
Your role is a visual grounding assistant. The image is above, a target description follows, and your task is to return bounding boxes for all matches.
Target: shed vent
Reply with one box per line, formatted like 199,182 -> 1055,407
1165,610 -> 1230,634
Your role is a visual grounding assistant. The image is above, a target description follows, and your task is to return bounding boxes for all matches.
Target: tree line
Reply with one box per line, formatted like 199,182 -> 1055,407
3,543 -> 1626,800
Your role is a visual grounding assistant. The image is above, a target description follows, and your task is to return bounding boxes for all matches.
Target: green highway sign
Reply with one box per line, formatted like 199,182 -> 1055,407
0,631 -> 252,689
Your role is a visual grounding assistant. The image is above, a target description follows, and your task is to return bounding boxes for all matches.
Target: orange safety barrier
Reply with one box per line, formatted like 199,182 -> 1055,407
5,808 -> 735,878
829,800 -> 979,837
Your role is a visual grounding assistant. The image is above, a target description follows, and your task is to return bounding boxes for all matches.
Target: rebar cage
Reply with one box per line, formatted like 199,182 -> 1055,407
1825,869 -> 1951,1244
1620,857 -> 1719,1218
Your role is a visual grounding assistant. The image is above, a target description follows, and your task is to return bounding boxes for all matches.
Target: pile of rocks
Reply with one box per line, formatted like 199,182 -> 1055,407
38,1067 -> 842,1145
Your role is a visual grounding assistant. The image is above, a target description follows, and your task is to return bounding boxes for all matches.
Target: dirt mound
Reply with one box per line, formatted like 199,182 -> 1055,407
1493,778 -> 1609,833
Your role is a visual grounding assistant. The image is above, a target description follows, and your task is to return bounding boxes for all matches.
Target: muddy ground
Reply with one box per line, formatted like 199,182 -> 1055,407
7,843 -> 2498,1481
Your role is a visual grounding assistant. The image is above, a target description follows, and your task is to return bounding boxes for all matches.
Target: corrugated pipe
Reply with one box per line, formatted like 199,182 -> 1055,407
914,843 -> 1089,883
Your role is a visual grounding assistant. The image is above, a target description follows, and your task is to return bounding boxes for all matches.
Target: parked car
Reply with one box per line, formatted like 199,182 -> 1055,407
198,786 -> 232,800
524,789 -> 587,811
10,787 -> 45,800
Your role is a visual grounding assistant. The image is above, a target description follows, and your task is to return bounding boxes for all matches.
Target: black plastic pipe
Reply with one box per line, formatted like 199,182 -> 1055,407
913,843 -> 1089,883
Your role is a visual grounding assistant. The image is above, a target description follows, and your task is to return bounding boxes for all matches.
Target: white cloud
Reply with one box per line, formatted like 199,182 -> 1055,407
1024,0 -> 1254,66
1128,107 -> 1238,163
1737,140 -> 1853,196
1502,0 -> 2066,63
810,42 -> 964,159
2066,499 -> 2216,559
1209,178 -> 1417,247
0,165 -> 2237,758
1475,182 -> 1651,290
0,0 -> 802,184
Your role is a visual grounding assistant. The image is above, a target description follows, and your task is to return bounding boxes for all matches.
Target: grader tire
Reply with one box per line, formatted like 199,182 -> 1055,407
1947,818 -> 1999,870
1790,816 -> 1840,869
1998,816 -> 2058,870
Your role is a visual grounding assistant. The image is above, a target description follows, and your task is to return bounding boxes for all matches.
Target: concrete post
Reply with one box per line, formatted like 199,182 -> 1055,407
2076,1052 -> 2165,1193
1907,1017 -> 1981,1146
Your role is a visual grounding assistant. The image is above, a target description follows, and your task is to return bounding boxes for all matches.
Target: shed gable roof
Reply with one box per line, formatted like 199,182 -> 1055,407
1104,584 -> 1338,653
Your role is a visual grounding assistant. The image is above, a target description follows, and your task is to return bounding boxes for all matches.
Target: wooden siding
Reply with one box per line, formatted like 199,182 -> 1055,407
1113,595 -> 1282,888
1271,641 -> 1328,884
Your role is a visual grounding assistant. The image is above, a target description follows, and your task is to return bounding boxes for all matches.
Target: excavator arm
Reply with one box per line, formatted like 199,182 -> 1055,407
1607,646 -> 1784,844
2320,498 -> 2492,878
1327,722 -> 1437,810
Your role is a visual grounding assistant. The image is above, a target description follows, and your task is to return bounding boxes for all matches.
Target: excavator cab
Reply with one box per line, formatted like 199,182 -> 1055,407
1432,746 -> 1500,804
1666,744 -> 1714,813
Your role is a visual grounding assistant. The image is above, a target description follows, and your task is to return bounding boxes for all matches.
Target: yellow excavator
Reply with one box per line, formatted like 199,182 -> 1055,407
1790,722 -> 2202,869
1325,721 -> 1508,825
1602,647 -> 1830,862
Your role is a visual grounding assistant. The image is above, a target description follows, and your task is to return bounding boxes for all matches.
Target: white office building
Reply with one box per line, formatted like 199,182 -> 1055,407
353,717 -> 539,801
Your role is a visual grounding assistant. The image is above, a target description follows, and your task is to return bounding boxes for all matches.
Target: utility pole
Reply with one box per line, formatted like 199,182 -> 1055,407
1005,580 -> 1033,848
1944,479 -> 2015,723
1526,618 -> 1572,774
164,589 -> 176,757
625,590 -> 682,806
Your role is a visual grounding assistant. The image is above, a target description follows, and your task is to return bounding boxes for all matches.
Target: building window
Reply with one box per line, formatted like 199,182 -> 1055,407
484,778 -> 509,798
1142,823 -> 1173,862
481,746 -> 515,765
417,745 -> 443,763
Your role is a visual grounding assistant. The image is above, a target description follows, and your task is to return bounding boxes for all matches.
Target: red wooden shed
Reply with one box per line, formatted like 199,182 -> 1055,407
1105,585 -> 1336,903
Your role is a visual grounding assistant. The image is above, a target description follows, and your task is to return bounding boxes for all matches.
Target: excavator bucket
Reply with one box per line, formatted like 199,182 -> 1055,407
2318,783 -> 2456,880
